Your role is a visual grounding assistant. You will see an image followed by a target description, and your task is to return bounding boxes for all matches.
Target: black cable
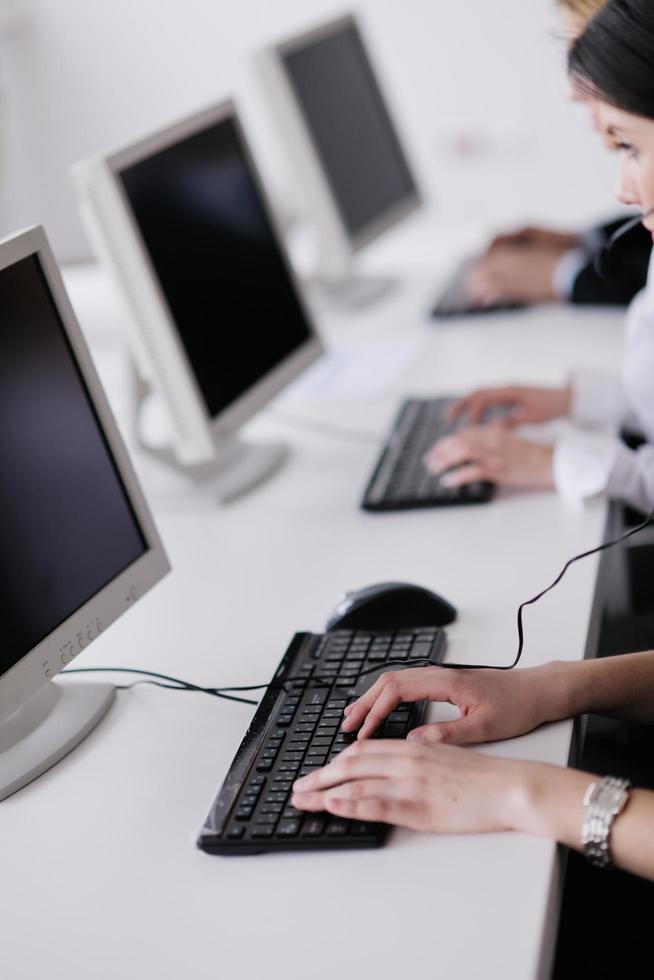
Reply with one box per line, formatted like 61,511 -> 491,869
62,667 -> 262,705
445,505 -> 654,671
63,507 -> 654,708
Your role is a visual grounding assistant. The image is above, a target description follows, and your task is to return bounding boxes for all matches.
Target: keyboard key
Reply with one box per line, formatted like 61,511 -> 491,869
255,813 -> 278,825
251,825 -> 275,839
411,642 -> 433,659
301,817 -> 326,838
326,819 -> 349,837
256,760 -> 273,772
227,825 -> 246,840
350,823 -> 376,836
235,807 -> 254,821
277,820 -> 301,837
382,723 -> 406,738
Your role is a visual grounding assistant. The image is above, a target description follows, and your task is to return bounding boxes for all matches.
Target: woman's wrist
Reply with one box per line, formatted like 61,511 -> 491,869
501,760 -> 592,847
535,659 -> 594,722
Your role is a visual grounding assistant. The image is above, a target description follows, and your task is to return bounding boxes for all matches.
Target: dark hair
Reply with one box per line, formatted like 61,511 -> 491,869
569,0 -> 654,120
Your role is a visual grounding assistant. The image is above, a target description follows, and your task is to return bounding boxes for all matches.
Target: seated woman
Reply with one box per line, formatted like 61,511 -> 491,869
292,0 -> 654,882
463,0 -> 651,311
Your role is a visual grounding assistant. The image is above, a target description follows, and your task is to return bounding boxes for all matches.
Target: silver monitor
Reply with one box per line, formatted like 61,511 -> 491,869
0,226 -> 170,801
257,13 -> 422,296
72,100 -> 324,501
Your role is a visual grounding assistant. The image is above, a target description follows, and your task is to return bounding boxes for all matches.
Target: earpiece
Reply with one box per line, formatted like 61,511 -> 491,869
595,206 -> 654,278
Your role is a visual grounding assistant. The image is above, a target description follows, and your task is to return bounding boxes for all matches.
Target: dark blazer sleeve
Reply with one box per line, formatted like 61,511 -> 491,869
570,218 -> 652,306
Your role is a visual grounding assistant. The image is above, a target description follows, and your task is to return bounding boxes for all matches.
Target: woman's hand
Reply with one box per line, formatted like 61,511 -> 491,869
466,245 -> 561,306
446,385 -> 571,427
291,740 -> 529,834
341,664 -> 560,743
485,225 -> 579,254
423,422 -> 555,489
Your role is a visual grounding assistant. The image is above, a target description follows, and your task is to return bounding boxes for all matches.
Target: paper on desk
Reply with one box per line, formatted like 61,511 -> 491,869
282,338 -> 424,403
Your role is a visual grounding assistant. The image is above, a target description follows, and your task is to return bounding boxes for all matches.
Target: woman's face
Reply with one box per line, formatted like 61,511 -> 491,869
600,104 -> 654,238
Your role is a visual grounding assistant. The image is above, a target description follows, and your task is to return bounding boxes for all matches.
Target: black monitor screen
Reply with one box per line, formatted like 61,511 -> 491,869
281,21 -> 418,239
118,116 -> 313,421
0,255 -> 147,677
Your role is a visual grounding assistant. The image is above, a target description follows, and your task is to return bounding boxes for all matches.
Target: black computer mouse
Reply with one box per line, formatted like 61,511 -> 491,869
326,582 -> 457,631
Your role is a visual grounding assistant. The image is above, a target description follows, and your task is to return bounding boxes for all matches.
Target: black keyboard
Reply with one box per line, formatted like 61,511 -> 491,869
430,257 -> 523,318
197,626 -> 446,855
361,397 -> 497,512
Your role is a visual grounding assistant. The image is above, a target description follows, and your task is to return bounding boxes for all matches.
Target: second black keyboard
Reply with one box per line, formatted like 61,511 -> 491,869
361,397 -> 498,511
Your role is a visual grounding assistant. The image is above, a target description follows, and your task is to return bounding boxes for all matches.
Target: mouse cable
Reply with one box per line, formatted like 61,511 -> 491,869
62,666 -> 265,705
62,507 -> 654,706
444,504 -> 654,672
267,407 -> 382,446
273,506 -> 654,685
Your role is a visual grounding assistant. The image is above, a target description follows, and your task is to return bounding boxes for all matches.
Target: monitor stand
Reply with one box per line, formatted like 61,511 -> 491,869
0,681 -> 115,802
129,363 -> 288,504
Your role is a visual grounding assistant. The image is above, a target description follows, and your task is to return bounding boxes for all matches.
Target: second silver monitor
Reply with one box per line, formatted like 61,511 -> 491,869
73,100 -> 324,500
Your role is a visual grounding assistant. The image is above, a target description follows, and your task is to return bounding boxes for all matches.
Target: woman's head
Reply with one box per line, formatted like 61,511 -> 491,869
556,0 -> 607,121
557,0 -> 607,41
570,0 -> 654,233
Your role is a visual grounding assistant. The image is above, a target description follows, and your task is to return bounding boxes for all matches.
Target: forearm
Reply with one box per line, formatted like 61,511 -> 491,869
540,651 -> 654,725
508,762 -> 654,881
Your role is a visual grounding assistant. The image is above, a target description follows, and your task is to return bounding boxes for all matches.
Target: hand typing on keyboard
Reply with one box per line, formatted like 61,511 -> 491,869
338,664 -> 556,744
423,421 -> 555,490
290,660 -> 575,835
444,384 -> 572,427
290,738 -> 524,835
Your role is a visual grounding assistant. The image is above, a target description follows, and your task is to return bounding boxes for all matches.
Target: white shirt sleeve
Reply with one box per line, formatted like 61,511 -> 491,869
568,368 -> 636,433
551,250 -> 654,508
553,428 -> 654,511
552,428 -> 620,501
606,441 -> 654,513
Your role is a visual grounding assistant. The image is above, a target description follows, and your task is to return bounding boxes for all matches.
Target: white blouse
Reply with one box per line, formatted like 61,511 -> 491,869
553,252 -> 654,513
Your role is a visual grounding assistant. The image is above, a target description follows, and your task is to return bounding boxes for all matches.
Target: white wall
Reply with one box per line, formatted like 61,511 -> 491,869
1,0 -> 622,262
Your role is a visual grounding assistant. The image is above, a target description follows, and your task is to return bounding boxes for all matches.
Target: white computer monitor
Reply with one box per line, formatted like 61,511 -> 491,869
0,226 -> 170,801
257,12 -> 422,293
72,100 -> 324,501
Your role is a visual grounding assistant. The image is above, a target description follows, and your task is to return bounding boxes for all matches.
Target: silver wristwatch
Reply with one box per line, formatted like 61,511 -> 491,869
581,775 -> 631,869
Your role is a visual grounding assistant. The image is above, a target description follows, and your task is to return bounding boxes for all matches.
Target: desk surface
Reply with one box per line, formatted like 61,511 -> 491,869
1,258 -> 624,980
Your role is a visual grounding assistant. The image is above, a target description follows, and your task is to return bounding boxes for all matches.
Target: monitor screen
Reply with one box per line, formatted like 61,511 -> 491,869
117,116 -> 313,421
0,255 -> 147,678
280,21 -> 418,239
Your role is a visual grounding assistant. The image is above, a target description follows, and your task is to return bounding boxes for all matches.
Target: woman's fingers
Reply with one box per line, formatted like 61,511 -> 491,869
440,462 -> 493,487
341,667 -> 450,737
407,712 -> 489,746
293,740 -> 424,795
294,777 -> 423,828
424,426 -> 501,476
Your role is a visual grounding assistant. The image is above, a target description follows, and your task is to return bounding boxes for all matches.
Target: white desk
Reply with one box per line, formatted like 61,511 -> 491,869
1,262 -> 624,980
